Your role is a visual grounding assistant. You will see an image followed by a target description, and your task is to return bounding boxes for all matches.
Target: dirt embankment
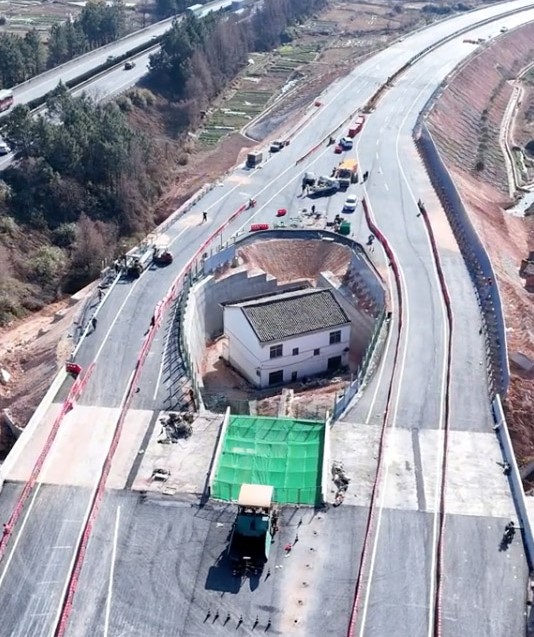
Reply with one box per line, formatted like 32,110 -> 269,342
427,25 -> 534,463
238,239 -> 352,283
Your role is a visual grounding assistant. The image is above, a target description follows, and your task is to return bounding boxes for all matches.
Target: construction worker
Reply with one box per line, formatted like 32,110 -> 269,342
202,211 -> 208,223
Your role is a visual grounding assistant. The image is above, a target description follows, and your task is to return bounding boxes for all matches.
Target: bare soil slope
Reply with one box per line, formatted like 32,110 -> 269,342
427,25 -> 534,462
429,25 -> 534,190
238,239 -> 352,282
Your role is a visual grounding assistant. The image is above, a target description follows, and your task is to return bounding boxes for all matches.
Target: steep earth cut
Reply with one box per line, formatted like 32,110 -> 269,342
427,23 -> 534,463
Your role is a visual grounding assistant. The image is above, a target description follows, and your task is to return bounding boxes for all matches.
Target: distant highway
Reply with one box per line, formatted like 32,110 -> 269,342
0,0 -> 235,170
7,0 -> 233,111
0,2 -> 533,636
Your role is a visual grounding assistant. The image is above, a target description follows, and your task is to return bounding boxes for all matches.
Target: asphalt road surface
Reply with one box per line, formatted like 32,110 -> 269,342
0,2 -> 532,636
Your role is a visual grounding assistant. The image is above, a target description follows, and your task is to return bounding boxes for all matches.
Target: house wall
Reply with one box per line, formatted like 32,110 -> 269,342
224,307 -> 350,388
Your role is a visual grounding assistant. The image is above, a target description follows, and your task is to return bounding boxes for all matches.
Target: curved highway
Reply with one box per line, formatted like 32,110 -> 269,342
0,2 -> 532,636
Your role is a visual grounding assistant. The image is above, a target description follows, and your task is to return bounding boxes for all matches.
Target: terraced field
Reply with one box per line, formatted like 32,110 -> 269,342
199,44 -> 324,145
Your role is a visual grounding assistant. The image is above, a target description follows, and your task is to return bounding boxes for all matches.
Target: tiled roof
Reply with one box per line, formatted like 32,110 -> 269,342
235,288 -> 349,343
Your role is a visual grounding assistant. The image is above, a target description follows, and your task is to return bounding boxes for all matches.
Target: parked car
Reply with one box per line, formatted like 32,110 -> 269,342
107,55 -> 115,63
0,140 -> 10,155
124,61 -> 136,70
343,194 -> 358,212
334,144 -> 343,154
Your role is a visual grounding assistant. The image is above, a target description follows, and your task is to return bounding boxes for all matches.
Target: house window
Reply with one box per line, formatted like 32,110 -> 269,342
313,348 -> 320,356
270,344 -> 283,359
269,370 -> 284,385
292,347 -> 299,356
329,330 -> 342,345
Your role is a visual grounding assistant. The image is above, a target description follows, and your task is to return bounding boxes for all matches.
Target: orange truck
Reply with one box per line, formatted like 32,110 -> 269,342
335,159 -> 358,188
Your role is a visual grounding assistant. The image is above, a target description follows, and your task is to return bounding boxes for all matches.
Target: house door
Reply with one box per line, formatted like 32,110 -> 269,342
327,355 -> 342,371
269,370 -> 284,386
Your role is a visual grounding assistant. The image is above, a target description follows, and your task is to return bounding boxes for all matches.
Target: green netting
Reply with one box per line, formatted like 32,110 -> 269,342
211,415 -> 325,506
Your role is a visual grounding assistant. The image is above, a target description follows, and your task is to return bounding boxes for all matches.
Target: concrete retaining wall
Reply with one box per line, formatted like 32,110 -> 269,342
224,229 -> 385,306
415,122 -> 509,396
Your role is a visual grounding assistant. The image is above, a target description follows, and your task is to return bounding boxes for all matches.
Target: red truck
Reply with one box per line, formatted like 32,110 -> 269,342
348,115 -> 366,138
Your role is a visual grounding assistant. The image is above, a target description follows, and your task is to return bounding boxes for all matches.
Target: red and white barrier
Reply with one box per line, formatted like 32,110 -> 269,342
419,205 -> 453,637
345,198 -> 404,637
0,364 -> 95,561
54,201 -> 250,636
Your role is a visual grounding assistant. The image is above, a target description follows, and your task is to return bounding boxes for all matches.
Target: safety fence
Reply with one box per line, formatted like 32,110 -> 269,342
493,394 -> 534,571
414,122 -> 509,397
332,308 -> 387,419
0,363 -> 95,561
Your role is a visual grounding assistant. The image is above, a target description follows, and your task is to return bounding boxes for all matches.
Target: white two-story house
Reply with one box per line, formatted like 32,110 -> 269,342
223,288 -> 351,388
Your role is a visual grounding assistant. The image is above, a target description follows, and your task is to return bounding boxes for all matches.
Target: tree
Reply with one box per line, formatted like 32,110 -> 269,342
23,30 -> 46,77
0,34 -> 27,87
1,105 -> 35,158
47,23 -> 69,67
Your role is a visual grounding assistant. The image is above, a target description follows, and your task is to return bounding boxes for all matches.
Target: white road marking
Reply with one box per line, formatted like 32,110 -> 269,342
103,505 -> 121,637
357,71 -> 448,636
233,142 -> 333,235
167,226 -> 189,248
384,182 -> 389,191
358,198 -> 411,635
49,370 -> 134,637
363,265 -> 396,425
93,278 -> 145,364
395,111 -> 450,637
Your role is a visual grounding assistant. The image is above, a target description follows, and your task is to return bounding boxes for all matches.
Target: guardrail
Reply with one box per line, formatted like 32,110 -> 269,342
414,122 -> 509,397
346,197 -> 404,637
361,4 -> 534,114
53,198 -> 250,635
418,201 -> 454,637
332,308 -> 387,419
0,363 -> 95,560
492,394 -> 534,570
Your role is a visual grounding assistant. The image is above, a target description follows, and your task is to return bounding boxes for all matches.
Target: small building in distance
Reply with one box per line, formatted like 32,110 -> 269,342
223,288 -> 351,388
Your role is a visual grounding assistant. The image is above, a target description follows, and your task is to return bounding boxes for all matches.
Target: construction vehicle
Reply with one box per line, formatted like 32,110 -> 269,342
246,151 -> 263,169
153,246 -> 173,266
335,159 -> 358,189
124,246 -> 152,278
269,140 -> 290,153
228,484 -> 278,577
302,171 -> 316,187
307,175 -> 340,198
